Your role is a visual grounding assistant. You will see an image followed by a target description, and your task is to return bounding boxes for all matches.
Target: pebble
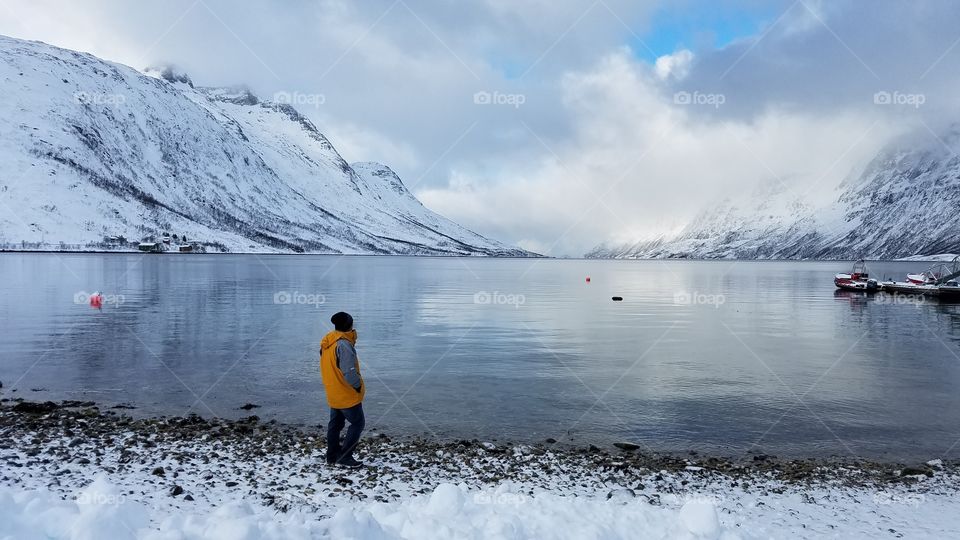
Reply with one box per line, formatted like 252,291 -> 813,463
606,488 -> 635,502
12,401 -> 59,414
0,398 -> 955,514
613,442 -> 640,451
900,466 -> 934,478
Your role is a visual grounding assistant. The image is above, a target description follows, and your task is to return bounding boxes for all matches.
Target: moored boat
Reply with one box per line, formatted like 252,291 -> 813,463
834,259 -> 878,292
882,256 -> 960,300
906,272 -> 936,285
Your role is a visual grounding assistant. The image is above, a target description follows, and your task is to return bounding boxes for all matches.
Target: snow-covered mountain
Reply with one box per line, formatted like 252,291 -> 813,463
0,35 -> 527,256
587,128 -> 960,260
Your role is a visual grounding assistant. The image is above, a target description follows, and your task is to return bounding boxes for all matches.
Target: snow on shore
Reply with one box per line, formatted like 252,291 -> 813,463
1,478 -> 739,540
2,403 -> 959,539
3,471 -> 958,540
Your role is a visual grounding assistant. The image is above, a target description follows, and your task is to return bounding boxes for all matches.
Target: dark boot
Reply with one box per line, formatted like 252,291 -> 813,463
336,455 -> 364,468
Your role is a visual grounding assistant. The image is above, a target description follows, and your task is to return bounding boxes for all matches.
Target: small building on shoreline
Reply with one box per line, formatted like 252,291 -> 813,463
137,242 -> 163,253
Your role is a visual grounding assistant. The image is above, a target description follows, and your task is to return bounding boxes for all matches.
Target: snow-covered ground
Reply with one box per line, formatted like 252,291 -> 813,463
7,475 -> 957,540
2,402 -> 958,539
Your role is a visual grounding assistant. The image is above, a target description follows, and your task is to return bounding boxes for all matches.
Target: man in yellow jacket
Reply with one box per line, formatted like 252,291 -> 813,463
320,311 -> 365,468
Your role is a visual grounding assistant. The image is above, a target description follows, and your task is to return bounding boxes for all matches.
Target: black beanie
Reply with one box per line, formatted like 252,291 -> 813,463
331,311 -> 353,332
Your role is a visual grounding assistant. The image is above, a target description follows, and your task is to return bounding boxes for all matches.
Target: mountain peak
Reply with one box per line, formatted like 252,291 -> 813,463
352,161 -> 399,180
144,65 -> 193,88
351,162 -> 410,196
200,85 -> 260,106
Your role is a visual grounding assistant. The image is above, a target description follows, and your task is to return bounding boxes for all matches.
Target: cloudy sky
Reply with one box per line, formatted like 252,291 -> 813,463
2,0 -> 958,255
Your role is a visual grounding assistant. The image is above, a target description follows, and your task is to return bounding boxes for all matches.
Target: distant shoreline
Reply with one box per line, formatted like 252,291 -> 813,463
0,249 -> 954,262
0,249 -> 543,259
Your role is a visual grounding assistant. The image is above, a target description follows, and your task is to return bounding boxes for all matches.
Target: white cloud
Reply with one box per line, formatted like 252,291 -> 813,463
421,49 -> 893,256
654,49 -> 693,80
322,121 -> 420,171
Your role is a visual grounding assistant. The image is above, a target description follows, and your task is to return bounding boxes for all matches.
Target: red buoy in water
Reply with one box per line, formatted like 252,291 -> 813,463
585,277 -> 591,283
90,292 -> 103,309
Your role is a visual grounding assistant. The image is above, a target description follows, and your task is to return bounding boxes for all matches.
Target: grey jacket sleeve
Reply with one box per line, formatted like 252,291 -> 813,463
336,340 -> 362,390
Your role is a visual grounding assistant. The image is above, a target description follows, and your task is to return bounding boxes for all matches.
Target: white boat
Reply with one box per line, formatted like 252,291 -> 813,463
834,260 -> 878,292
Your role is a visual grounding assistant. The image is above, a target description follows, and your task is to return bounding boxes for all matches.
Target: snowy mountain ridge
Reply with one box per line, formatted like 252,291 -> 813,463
587,128 -> 960,260
0,35 -> 527,256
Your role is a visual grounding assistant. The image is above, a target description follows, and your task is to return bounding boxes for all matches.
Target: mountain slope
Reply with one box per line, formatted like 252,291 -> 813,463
587,129 -> 960,260
0,35 -> 526,256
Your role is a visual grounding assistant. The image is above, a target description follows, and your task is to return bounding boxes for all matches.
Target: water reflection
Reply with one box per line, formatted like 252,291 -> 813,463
1,254 -> 959,459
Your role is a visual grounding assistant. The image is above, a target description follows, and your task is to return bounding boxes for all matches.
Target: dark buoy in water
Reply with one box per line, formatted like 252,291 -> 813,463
585,276 -> 591,283
612,296 -> 623,301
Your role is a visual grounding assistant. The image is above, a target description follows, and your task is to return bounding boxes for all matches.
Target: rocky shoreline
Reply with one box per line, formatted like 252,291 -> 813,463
2,400 -> 956,515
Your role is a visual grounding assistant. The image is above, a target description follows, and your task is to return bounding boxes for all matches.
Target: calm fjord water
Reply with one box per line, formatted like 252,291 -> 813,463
2,254 -> 960,460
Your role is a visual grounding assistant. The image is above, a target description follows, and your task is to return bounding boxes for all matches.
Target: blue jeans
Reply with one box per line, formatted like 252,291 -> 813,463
326,403 -> 365,462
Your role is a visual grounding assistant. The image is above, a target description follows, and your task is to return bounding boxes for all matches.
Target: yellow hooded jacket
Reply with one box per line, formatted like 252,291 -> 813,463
320,329 -> 365,409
